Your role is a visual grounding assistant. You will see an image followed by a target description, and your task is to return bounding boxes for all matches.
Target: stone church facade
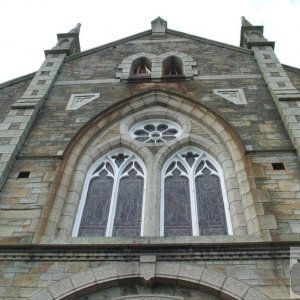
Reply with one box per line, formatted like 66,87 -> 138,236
0,17 -> 300,299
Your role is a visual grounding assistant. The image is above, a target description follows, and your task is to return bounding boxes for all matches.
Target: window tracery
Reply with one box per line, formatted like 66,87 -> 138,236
161,148 -> 231,236
130,120 -> 181,144
73,145 -> 232,238
73,149 -> 146,237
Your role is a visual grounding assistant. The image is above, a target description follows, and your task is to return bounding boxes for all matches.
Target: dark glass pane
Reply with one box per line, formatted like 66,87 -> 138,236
182,152 -> 199,167
134,129 -> 148,136
106,162 -> 114,175
123,162 -> 133,173
134,162 -> 143,175
164,169 -> 192,236
111,153 -> 129,167
78,170 -> 113,237
113,168 -> 144,237
166,162 -> 176,174
144,124 -> 155,132
177,162 -> 186,172
157,124 -> 168,131
162,129 -> 178,135
206,160 -> 217,172
196,161 -> 205,173
93,162 -> 105,175
195,168 -> 228,235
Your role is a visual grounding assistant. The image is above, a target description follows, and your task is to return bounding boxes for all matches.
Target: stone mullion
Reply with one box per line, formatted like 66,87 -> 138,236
143,160 -> 160,236
0,53 -> 66,190
252,46 -> 300,160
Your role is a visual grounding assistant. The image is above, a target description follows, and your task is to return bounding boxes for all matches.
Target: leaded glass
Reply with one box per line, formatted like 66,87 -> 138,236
78,170 -> 113,236
111,153 -> 129,167
162,148 -> 230,237
113,168 -> 144,237
195,168 -> 227,235
164,169 -> 192,237
181,151 -> 199,167
74,149 -> 146,238
130,120 -> 181,144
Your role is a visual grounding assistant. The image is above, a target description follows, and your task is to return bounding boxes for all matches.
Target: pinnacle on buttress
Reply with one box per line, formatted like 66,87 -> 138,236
68,23 -> 81,34
241,16 -> 253,27
45,23 -> 81,56
239,17 -> 275,49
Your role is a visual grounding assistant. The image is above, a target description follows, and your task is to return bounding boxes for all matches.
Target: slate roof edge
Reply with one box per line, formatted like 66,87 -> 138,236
283,63 -> 300,74
0,72 -> 36,90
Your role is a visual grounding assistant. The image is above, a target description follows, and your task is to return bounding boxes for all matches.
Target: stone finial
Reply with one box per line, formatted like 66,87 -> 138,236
240,17 -> 275,49
241,16 -> 252,27
45,23 -> 81,56
151,17 -> 167,36
68,23 -> 81,34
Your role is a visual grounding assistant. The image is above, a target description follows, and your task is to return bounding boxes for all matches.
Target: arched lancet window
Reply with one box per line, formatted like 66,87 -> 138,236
161,147 -> 232,236
72,149 -> 146,237
162,56 -> 183,76
131,57 -> 152,76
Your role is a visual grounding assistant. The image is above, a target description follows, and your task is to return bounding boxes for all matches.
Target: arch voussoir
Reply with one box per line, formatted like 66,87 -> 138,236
32,262 -> 271,300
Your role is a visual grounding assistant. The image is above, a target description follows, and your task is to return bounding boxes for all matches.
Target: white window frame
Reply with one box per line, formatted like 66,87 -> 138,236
72,148 -> 147,237
160,147 -> 233,236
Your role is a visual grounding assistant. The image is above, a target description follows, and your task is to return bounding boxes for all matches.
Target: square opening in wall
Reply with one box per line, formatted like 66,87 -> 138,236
272,163 -> 285,170
17,171 -> 30,179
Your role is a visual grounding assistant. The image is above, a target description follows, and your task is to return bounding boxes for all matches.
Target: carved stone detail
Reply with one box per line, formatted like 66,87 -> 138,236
213,88 -> 247,105
140,255 -> 156,282
66,93 -> 100,110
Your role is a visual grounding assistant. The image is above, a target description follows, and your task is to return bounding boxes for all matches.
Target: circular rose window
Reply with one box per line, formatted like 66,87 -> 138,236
130,120 -> 181,144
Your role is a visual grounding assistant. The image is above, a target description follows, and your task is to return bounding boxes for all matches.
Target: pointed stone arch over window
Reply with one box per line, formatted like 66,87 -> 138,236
116,51 -> 198,80
157,51 -> 198,79
73,148 -> 146,237
162,56 -> 183,76
161,147 -> 232,237
116,52 -> 156,80
131,57 -> 152,76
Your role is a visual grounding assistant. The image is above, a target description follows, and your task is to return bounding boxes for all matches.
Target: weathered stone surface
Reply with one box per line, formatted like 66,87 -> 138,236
0,18 -> 299,300
13,274 -> 39,287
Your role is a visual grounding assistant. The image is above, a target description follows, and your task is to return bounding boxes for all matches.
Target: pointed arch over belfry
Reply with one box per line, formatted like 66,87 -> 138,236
39,90 -> 274,242
31,261 -> 271,300
117,52 -> 198,79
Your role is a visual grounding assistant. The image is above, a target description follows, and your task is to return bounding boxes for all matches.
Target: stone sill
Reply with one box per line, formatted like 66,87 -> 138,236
1,234 -> 300,248
40,234 -> 300,247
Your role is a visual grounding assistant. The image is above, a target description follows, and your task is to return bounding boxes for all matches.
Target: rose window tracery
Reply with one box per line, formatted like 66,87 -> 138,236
130,120 -> 181,144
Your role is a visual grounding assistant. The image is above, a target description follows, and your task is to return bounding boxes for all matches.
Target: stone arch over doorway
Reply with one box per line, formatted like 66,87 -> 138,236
31,261 -> 271,300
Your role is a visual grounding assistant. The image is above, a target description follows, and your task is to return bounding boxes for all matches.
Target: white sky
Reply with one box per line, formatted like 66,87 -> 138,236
1,0 -> 300,84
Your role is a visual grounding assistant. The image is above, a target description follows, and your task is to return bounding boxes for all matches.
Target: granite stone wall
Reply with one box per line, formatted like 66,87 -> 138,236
0,24 -> 300,300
